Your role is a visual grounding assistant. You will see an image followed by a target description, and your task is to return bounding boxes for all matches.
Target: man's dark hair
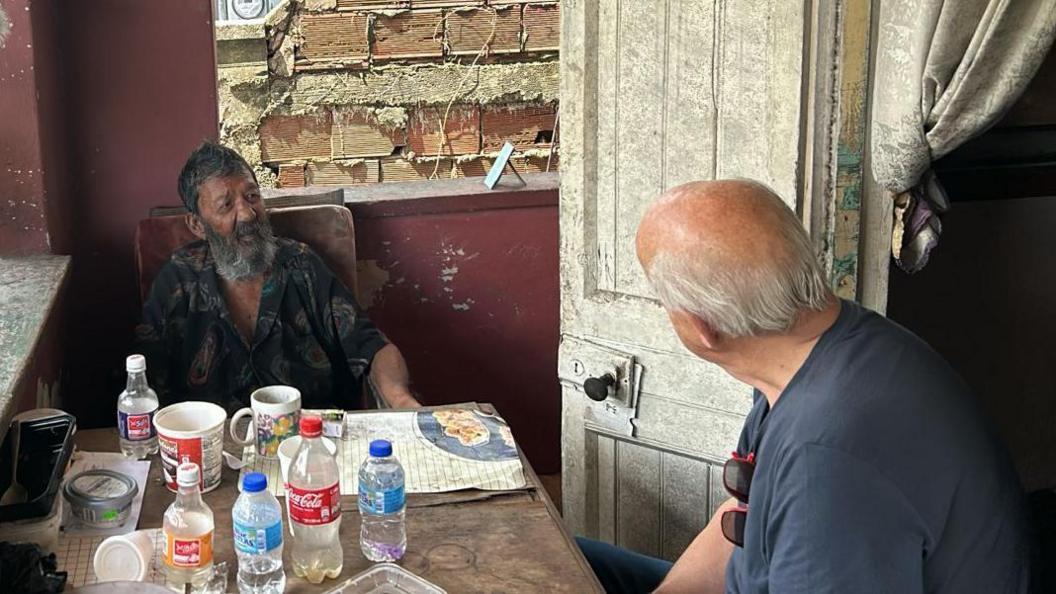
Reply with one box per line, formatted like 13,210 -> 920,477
177,141 -> 257,215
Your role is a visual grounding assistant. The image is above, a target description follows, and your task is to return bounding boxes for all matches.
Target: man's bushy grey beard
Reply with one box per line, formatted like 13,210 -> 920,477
203,217 -> 277,281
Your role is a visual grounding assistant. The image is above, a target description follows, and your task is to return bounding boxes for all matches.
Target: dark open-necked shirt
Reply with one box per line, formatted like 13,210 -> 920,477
135,237 -> 388,413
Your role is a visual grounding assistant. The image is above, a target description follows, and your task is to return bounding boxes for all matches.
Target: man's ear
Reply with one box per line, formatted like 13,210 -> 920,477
683,310 -> 721,351
185,213 -> 206,239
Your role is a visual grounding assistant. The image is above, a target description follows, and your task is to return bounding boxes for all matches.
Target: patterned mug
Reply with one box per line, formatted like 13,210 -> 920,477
229,385 -> 301,457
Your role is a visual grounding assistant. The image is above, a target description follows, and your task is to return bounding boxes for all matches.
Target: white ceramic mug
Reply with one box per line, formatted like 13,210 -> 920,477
229,386 -> 301,458
155,401 -> 227,493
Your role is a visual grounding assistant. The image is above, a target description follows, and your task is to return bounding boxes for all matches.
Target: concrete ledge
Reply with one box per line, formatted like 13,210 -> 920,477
0,255 -> 70,438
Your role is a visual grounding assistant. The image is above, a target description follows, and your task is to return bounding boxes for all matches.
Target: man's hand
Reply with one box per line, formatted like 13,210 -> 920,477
370,344 -> 421,409
653,497 -> 738,594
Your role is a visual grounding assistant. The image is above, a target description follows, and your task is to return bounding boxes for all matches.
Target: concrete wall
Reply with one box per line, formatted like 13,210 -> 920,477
216,0 -> 559,189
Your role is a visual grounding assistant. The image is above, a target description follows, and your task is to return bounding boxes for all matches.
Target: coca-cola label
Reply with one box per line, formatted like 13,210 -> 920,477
165,532 -> 213,568
288,483 -> 341,525
118,409 -> 156,441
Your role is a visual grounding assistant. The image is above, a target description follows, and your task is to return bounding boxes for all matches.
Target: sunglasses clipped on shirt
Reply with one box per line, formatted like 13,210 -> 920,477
721,451 -> 755,547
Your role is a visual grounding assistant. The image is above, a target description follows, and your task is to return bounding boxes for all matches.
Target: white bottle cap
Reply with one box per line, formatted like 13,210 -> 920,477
93,531 -> 153,582
126,354 -> 146,373
176,462 -> 200,487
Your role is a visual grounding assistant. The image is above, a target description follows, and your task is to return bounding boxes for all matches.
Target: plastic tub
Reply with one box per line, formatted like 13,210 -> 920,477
0,481 -> 63,551
64,469 -> 138,528
324,563 -> 447,594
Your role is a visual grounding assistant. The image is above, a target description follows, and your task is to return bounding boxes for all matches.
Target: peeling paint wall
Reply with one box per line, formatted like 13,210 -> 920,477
216,0 -> 560,188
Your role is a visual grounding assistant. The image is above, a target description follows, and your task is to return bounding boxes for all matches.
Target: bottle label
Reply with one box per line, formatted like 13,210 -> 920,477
233,520 -> 282,554
118,408 -> 156,441
164,531 -> 213,568
358,482 -> 405,514
288,483 -> 341,525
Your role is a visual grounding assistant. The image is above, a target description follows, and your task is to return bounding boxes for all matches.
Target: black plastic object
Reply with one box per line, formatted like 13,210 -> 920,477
0,541 -> 67,593
0,412 -> 76,522
584,373 -> 615,402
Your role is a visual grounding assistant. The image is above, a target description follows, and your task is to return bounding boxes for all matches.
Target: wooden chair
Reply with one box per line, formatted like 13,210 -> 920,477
133,204 -> 359,305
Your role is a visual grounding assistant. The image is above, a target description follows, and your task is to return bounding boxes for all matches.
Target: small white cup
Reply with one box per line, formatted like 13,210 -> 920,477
94,530 -> 154,582
230,386 -> 301,458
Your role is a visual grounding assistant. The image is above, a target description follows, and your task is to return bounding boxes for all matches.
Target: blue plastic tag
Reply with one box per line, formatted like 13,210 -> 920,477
233,520 -> 282,554
358,483 -> 405,514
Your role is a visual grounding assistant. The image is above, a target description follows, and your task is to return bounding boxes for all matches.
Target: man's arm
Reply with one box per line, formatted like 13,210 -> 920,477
654,497 -> 738,594
369,343 -> 420,408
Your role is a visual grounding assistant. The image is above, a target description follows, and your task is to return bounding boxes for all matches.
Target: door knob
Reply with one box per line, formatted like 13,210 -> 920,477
584,373 -> 615,402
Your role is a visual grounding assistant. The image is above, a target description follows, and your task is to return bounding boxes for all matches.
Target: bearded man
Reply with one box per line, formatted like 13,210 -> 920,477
136,142 -> 420,412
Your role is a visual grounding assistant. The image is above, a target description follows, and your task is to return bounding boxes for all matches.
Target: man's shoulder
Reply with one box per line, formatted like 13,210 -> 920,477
166,239 -> 210,274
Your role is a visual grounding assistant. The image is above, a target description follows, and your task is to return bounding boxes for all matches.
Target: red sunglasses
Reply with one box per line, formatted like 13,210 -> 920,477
721,451 -> 755,547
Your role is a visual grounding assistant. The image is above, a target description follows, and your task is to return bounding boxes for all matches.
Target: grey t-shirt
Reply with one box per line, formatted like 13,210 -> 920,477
726,300 -> 1029,593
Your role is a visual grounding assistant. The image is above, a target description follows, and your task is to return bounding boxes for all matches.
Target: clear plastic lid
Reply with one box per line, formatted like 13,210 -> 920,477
324,563 -> 447,594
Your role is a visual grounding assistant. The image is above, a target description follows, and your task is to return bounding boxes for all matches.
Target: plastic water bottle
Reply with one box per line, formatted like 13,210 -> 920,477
358,439 -> 406,562
117,354 -> 159,459
288,416 -> 343,583
233,472 -> 286,594
163,463 -> 214,590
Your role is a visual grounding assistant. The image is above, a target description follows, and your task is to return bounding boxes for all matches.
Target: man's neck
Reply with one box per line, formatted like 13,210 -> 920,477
720,299 -> 842,408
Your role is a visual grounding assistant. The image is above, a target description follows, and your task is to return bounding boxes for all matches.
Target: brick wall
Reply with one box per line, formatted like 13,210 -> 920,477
217,0 -> 559,188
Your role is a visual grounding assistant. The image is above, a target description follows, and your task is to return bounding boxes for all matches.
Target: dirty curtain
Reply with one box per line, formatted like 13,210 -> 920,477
870,0 -> 1056,273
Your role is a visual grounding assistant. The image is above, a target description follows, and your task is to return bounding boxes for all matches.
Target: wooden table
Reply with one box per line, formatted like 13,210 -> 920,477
73,406 -> 602,593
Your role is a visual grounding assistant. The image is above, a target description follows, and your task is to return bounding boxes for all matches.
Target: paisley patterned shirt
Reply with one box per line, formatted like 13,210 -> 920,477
135,238 -> 388,413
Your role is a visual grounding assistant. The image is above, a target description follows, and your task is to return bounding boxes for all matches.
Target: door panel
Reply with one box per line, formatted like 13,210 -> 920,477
560,0 -> 808,559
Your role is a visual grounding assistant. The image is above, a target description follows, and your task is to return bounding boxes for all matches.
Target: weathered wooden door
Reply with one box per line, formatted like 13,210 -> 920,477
558,0 -> 875,560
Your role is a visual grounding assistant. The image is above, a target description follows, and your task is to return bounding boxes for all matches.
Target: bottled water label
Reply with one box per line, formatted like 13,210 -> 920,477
288,483 -> 341,525
233,520 -> 282,554
119,409 -> 156,440
358,482 -> 405,514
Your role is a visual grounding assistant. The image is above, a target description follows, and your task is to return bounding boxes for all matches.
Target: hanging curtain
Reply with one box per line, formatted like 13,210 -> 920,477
871,0 -> 1056,273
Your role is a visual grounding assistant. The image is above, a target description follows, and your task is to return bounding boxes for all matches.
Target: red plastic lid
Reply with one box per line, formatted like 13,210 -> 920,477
300,415 -> 322,437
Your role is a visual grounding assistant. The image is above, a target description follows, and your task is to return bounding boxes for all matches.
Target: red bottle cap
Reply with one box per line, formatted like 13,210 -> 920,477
300,415 -> 322,437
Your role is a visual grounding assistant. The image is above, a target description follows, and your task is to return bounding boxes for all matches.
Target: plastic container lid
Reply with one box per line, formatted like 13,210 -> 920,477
369,439 -> 392,457
126,354 -> 146,373
176,462 -> 199,487
324,563 -> 447,594
93,533 -> 151,582
242,472 -> 267,493
300,415 -> 323,437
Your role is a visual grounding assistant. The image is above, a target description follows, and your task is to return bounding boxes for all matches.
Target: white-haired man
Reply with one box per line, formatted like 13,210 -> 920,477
577,179 -> 1029,593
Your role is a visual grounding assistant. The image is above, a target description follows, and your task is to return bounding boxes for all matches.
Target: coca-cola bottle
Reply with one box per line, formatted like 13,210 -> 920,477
288,416 -> 342,583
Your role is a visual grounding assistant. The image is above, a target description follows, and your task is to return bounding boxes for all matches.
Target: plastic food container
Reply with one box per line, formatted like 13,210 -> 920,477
324,563 -> 447,594
0,481 -> 63,551
93,530 -> 155,582
64,469 -> 138,528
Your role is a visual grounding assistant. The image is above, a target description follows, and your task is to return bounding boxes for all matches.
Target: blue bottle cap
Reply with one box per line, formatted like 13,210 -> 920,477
369,439 -> 392,457
243,472 -> 267,493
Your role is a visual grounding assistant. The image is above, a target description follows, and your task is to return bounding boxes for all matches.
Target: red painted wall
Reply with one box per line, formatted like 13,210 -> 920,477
57,1 -> 219,423
349,188 -> 561,473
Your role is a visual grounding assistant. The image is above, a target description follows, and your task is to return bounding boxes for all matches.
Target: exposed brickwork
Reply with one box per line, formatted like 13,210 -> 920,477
306,160 -> 381,185
331,107 -> 407,158
277,163 -> 307,187
219,1 -> 560,189
407,105 -> 481,156
298,13 -> 369,63
481,104 -> 556,151
380,157 -> 454,182
259,113 -> 334,163
447,6 -> 522,56
522,3 -> 560,52
372,10 -> 444,61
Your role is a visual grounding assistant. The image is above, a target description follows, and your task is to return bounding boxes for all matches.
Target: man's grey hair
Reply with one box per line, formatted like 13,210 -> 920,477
644,181 -> 832,338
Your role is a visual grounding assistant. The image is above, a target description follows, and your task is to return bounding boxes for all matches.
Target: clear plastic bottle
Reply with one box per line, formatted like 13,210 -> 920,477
288,416 -> 342,583
358,439 -> 407,562
163,462 -> 214,590
233,472 -> 286,594
117,354 -> 159,459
